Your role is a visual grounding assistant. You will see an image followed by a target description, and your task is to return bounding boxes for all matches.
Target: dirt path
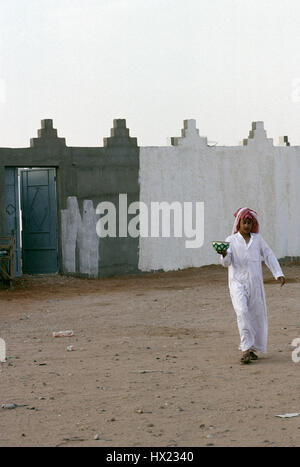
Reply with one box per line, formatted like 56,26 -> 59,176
0,263 -> 299,447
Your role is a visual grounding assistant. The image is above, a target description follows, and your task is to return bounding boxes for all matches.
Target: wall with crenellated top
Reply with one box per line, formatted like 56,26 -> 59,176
0,117 -> 299,278
139,120 -> 300,272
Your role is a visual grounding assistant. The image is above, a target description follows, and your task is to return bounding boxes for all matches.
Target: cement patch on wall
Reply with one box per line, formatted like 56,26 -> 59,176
61,196 -> 99,277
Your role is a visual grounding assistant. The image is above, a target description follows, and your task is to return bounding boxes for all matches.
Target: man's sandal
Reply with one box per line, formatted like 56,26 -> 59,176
240,350 -> 251,364
249,351 -> 258,360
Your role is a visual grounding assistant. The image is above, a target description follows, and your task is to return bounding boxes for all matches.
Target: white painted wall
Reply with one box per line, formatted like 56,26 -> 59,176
139,120 -> 300,272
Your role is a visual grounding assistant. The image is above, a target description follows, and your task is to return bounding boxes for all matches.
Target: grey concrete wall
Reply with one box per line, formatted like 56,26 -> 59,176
1,117 -> 299,279
0,119 -> 140,278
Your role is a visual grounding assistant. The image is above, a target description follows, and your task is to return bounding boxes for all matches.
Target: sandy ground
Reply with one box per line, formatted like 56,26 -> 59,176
0,262 -> 299,447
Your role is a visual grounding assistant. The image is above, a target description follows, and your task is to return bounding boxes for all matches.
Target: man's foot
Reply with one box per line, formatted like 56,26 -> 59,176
240,350 -> 251,364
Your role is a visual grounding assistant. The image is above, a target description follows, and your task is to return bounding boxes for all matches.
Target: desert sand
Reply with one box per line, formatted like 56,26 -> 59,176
0,263 -> 299,447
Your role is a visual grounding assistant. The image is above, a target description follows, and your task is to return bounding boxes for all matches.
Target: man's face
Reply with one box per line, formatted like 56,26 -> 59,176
239,217 -> 253,235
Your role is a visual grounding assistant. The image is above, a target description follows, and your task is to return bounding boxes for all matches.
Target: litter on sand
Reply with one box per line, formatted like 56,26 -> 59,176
52,330 -> 74,338
275,413 -> 300,418
2,403 -> 28,410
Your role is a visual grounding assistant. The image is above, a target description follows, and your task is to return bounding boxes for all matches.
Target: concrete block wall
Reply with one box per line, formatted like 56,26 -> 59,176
0,118 -> 140,278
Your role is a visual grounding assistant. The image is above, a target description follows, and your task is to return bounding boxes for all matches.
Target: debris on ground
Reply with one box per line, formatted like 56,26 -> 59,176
276,413 -> 300,418
52,330 -> 74,338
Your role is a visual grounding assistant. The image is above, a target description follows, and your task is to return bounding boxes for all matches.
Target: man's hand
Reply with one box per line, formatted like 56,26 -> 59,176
277,276 -> 285,287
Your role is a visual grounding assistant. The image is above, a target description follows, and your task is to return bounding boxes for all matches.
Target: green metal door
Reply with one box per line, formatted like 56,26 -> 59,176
21,169 -> 58,274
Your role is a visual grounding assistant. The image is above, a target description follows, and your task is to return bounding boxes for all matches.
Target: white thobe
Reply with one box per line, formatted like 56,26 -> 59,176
220,232 -> 283,353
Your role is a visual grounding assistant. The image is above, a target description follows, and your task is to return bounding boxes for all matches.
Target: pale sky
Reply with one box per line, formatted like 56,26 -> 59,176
1,0 -> 300,148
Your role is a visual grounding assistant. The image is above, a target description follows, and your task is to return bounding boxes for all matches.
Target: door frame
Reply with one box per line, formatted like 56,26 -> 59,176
5,166 -> 59,275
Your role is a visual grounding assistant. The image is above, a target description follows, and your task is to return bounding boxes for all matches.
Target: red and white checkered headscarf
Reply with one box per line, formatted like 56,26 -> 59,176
232,207 -> 259,234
